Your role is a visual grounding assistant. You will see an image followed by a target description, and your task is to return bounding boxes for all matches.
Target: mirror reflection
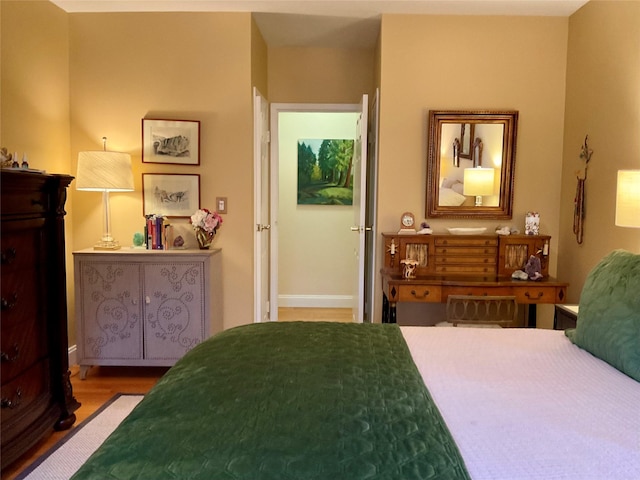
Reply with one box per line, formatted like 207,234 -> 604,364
426,110 -> 518,219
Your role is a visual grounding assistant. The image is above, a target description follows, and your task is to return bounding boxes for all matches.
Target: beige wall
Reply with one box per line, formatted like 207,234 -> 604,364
558,0 -> 640,303
268,46 -> 375,103
375,15 -> 569,326
0,0 -> 77,338
65,12 -> 257,333
3,1 -> 638,336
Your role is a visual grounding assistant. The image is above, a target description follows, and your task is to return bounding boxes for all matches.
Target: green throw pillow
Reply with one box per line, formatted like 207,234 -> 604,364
566,249 -> 640,382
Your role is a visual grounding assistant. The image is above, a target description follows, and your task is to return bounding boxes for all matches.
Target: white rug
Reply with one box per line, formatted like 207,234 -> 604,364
17,394 -> 143,480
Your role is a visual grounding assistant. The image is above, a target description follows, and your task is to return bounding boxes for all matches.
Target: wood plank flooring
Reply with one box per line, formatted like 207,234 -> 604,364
278,307 -> 353,322
2,308 -> 352,479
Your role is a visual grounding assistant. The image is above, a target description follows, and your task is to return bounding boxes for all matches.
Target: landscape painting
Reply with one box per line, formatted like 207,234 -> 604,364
297,139 -> 355,205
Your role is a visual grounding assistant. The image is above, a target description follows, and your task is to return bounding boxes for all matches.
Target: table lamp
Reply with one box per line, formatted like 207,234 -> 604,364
615,169 -> 640,228
76,143 -> 134,250
464,167 -> 494,206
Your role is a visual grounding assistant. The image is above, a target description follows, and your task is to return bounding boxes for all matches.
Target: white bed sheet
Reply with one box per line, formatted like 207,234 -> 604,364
400,326 -> 640,480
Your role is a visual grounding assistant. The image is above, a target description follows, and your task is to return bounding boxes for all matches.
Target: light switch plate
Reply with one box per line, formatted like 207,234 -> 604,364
216,197 -> 227,214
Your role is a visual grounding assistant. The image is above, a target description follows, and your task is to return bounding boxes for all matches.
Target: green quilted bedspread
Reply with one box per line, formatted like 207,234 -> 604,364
71,322 -> 470,480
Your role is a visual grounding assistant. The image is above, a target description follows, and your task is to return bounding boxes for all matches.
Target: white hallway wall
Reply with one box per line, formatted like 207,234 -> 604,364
278,111 -> 360,307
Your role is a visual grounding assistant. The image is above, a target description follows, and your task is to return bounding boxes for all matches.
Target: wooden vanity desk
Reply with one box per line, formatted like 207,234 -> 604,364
380,233 -> 568,327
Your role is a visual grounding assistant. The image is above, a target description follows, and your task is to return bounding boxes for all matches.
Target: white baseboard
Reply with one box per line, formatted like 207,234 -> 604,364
278,294 -> 352,308
68,344 -> 77,367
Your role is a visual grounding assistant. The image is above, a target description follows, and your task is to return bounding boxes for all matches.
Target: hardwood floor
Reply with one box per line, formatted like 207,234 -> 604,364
278,307 -> 353,322
2,308 -> 351,479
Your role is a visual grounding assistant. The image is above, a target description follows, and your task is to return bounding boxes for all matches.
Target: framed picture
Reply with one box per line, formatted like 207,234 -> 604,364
142,173 -> 200,217
142,118 -> 200,165
297,139 -> 354,205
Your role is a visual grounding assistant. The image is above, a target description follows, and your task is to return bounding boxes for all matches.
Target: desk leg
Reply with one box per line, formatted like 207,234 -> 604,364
382,293 -> 397,324
382,293 -> 389,323
527,304 -> 537,328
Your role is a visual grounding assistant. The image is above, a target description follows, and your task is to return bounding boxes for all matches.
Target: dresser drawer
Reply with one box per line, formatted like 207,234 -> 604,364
1,267 -> 43,330
397,285 -> 442,302
0,187 -> 49,216
1,315 -> 48,384
1,359 -> 51,426
1,221 -> 46,272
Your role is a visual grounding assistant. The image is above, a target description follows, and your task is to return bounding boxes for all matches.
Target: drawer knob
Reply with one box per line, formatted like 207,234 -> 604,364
1,248 -> 16,265
0,344 -> 20,362
525,291 -> 544,299
410,289 -> 430,299
1,388 -> 22,409
1,293 -> 18,310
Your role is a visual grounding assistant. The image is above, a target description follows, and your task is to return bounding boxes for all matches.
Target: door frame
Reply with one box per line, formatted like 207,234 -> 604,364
268,102 -> 364,322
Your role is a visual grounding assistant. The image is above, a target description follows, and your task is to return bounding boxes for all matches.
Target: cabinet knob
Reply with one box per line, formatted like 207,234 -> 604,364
1,248 -> 16,265
1,344 -> 20,363
145,296 -> 151,305
1,293 -> 18,310
1,388 -> 22,409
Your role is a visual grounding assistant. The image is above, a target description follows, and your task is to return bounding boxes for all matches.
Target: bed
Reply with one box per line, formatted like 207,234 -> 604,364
71,250 -> 640,480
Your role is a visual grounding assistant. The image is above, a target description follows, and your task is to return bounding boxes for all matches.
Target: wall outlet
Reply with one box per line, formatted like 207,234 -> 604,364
216,197 -> 227,214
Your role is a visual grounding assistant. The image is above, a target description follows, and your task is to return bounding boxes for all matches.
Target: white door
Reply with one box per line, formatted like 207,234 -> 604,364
253,88 -> 271,322
351,94 -> 369,323
364,89 -> 380,323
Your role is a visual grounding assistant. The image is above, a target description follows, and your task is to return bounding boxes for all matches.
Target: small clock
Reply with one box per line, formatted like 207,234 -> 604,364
400,212 -> 416,231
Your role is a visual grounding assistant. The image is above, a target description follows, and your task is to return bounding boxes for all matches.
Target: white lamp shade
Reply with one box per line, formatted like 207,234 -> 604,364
463,167 -> 494,196
615,170 -> 640,228
76,151 -> 134,192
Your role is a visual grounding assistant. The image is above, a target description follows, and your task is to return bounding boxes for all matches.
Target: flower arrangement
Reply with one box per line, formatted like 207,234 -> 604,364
190,209 -> 223,248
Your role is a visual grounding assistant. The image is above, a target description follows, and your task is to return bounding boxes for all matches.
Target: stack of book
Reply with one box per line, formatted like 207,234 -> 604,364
145,214 -> 173,250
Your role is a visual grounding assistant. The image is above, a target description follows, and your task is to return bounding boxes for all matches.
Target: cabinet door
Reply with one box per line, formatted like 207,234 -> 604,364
77,262 -> 143,361
143,262 -> 205,360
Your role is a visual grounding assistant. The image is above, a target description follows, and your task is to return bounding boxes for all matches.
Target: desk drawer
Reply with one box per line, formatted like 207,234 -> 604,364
435,246 -> 497,256
435,265 -> 497,274
397,285 -> 442,302
443,286 -> 513,297
435,255 -> 495,265
513,287 -> 558,304
435,237 -> 497,247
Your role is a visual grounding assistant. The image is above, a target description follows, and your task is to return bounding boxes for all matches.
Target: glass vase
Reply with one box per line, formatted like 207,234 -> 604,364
195,227 -> 215,249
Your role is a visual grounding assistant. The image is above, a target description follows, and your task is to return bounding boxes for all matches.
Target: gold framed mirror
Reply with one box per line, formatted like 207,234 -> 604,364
426,110 -> 518,219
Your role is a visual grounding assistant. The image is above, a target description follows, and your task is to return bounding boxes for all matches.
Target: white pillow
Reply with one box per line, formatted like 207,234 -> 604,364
439,188 -> 467,206
451,181 -> 464,195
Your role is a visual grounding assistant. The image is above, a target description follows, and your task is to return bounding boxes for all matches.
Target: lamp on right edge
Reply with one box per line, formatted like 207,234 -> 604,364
615,170 -> 640,228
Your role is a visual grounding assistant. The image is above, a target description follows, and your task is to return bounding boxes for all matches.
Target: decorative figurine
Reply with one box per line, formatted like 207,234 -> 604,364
387,238 -> 397,267
525,255 -> 543,281
133,232 -> 145,247
401,259 -> 419,279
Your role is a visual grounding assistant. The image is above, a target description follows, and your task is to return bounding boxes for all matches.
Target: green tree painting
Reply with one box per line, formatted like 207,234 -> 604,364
297,139 -> 355,205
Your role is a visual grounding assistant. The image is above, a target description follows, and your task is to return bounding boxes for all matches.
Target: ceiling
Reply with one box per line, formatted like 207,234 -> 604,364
50,1 -> 589,48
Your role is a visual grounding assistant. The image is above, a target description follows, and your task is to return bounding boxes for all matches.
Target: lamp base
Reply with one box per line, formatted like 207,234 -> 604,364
93,239 -> 121,250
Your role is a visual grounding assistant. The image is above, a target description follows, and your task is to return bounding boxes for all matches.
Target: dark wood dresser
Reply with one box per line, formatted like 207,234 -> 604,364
1,170 -> 80,470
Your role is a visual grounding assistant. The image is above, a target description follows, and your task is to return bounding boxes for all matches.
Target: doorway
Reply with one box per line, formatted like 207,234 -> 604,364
255,94 -> 377,324
273,105 -> 361,322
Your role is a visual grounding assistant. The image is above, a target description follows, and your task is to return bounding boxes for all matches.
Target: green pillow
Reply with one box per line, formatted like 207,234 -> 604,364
565,249 -> 640,382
